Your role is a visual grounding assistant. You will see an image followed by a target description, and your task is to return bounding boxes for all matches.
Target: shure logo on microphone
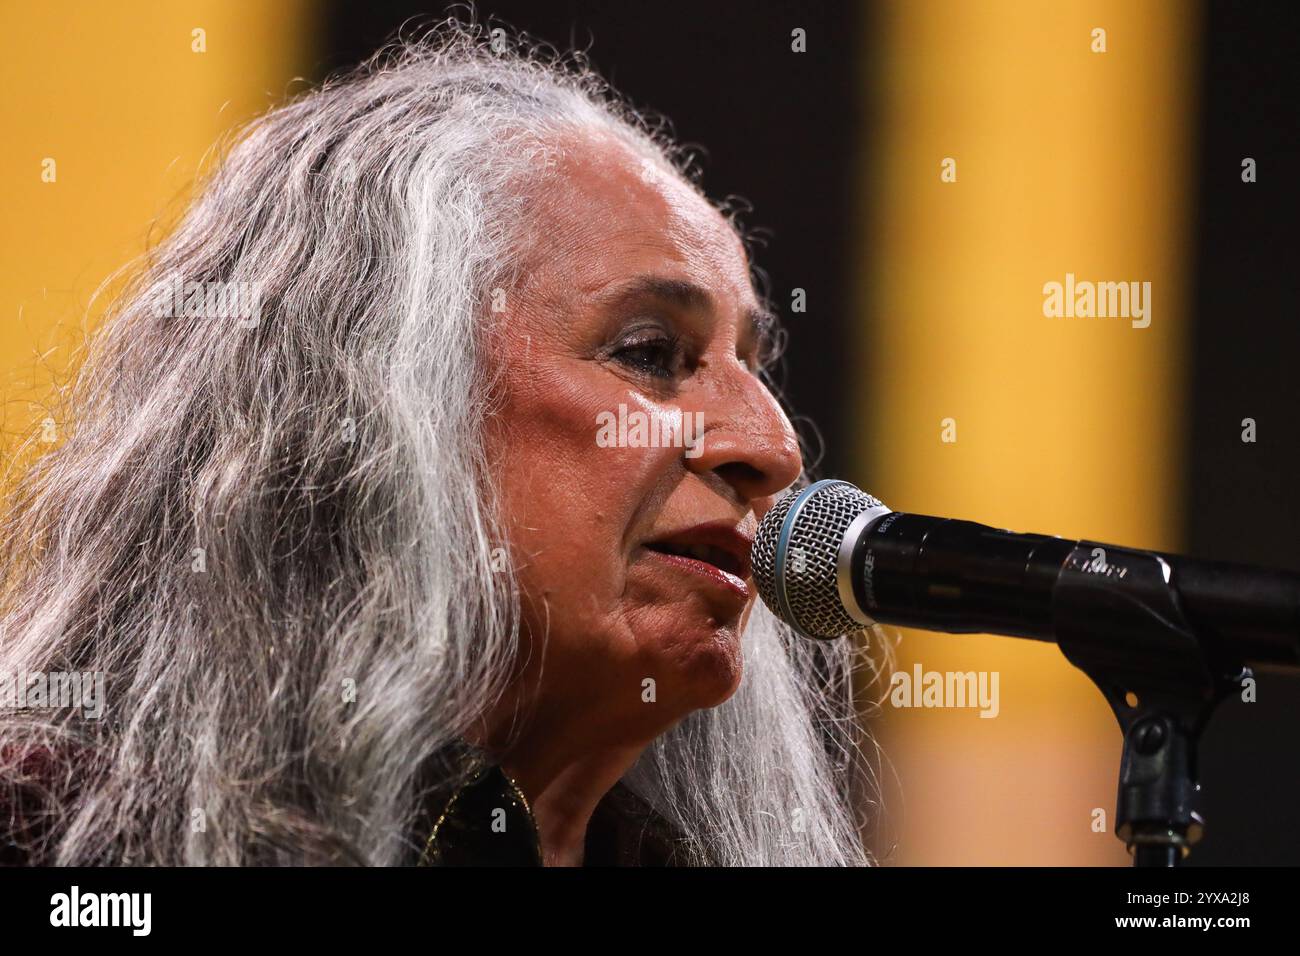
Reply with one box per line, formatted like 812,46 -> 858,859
862,550 -> 877,606
1077,547 -> 1128,579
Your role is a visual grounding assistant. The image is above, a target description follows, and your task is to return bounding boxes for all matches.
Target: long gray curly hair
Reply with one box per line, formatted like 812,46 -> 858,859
0,18 -> 874,866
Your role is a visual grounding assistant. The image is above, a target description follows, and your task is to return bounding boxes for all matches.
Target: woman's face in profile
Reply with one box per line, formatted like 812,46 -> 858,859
484,129 -> 802,740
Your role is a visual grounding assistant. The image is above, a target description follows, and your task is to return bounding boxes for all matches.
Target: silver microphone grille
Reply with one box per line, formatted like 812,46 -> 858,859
751,480 -> 888,639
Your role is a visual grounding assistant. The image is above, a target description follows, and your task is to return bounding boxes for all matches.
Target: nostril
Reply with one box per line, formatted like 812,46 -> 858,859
715,461 -> 765,489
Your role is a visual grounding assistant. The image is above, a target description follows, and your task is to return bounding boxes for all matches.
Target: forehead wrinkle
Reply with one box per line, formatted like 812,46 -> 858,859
592,274 -> 714,314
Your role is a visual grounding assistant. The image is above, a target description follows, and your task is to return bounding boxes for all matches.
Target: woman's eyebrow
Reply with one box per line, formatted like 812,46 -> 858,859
599,274 -> 713,314
598,274 -> 775,345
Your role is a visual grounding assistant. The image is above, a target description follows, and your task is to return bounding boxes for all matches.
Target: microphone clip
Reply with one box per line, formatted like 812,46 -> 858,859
1053,541 -> 1251,867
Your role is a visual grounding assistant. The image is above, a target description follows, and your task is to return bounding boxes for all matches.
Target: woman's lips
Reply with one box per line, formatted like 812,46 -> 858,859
638,519 -> 755,606
641,547 -> 752,602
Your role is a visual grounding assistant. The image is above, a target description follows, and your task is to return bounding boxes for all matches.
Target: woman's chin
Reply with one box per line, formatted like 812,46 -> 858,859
649,620 -> 745,710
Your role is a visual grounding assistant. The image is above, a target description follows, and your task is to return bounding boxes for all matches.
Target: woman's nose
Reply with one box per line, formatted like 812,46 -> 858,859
684,369 -> 803,504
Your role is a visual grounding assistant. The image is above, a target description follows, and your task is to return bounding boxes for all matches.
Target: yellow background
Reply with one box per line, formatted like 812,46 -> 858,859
0,0 -> 312,455
859,0 -> 1199,864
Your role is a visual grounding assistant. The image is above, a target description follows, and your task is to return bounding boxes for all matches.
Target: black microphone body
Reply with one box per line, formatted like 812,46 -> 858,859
852,511 -> 1300,668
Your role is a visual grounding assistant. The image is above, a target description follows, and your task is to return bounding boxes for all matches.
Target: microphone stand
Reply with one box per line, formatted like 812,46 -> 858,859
1052,542 -> 1251,866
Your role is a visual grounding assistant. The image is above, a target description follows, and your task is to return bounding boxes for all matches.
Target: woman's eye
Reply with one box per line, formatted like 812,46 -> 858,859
610,333 -> 683,379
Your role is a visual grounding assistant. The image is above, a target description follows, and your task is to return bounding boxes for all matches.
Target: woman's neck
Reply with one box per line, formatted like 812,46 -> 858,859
501,746 -> 643,866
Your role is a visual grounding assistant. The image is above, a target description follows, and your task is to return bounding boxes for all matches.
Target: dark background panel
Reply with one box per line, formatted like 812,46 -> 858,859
1184,0 -> 1300,865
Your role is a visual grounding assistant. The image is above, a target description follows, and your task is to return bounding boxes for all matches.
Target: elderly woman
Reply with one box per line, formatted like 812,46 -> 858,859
0,23 -> 871,866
